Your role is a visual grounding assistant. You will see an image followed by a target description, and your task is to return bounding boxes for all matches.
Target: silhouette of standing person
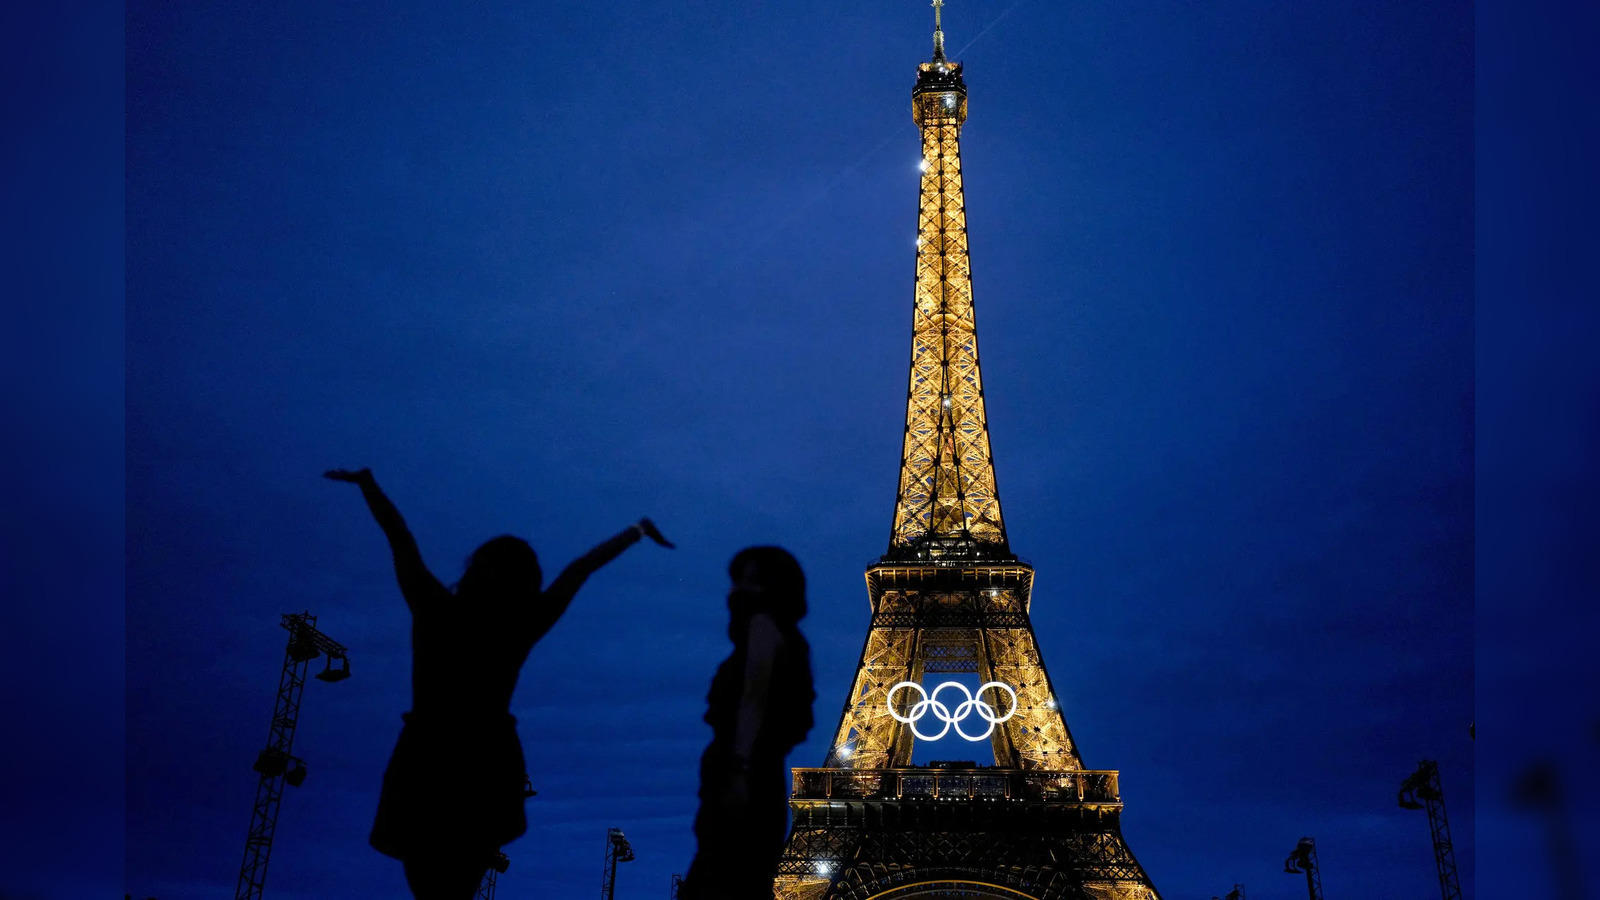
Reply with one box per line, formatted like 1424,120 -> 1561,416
681,546 -> 815,900
325,467 -> 672,900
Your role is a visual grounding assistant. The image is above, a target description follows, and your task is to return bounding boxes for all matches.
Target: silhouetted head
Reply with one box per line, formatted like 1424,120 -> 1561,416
457,535 -> 541,601
727,545 -> 806,633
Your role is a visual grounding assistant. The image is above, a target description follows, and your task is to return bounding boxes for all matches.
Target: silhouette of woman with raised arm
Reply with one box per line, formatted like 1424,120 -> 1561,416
681,546 -> 815,900
325,467 -> 672,900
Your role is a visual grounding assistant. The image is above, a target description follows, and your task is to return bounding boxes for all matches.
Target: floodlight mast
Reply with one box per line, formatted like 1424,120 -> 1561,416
476,852 -> 511,899
234,612 -> 350,900
1282,837 -> 1324,900
601,827 -> 636,900
1399,760 -> 1463,900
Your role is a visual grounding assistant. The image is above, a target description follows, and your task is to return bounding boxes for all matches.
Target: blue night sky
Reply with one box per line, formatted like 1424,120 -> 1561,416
119,2 -> 1471,898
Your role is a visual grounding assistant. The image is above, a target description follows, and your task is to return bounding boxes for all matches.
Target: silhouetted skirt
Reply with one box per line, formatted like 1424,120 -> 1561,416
369,712 -> 527,861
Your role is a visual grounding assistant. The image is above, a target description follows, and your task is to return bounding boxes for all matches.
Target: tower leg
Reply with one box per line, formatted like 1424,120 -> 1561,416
829,626 -> 919,768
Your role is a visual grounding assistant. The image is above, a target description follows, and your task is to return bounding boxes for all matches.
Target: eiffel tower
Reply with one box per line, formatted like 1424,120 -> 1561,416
774,7 -> 1163,900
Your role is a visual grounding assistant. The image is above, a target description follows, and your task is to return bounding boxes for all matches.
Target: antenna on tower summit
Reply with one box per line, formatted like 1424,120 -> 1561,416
931,0 -> 947,61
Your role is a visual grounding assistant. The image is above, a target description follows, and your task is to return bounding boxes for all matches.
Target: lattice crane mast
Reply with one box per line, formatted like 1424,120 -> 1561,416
235,612 -> 350,900
474,852 -> 510,899
1399,759 -> 1463,900
1283,837 -> 1325,900
601,827 -> 636,900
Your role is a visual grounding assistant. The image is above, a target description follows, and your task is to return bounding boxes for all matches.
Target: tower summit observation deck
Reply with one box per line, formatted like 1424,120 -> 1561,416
774,5 -> 1165,899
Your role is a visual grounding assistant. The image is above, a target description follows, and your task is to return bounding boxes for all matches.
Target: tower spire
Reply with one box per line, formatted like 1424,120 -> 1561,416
931,0 -> 947,61
892,10 -> 1003,560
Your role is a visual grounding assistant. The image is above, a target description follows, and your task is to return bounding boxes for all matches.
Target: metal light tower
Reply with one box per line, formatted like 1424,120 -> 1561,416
1283,837 -> 1324,900
475,852 -> 510,899
235,612 -> 350,900
1399,760 -> 1462,900
601,827 -> 636,900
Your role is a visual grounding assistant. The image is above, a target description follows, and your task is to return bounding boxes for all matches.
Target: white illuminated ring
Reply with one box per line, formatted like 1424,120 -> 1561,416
886,681 -> 1018,742
886,681 -> 948,741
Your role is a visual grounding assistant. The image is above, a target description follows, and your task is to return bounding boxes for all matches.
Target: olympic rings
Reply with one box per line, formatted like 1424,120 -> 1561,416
885,681 -> 1018,742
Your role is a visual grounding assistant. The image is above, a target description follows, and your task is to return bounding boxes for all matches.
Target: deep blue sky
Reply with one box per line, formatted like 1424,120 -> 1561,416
120,2 -> 1471,898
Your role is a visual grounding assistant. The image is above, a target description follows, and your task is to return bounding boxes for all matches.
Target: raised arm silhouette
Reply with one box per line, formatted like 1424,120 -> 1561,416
325,467 -> 672,900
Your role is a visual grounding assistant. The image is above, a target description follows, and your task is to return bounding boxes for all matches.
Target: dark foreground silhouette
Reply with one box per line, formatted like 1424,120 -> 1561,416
681,546 -> 816,900
326,467 -> 671,900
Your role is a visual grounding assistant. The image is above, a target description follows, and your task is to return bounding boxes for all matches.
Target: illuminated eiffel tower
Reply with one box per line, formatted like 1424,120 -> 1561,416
774,6 -> 1163,900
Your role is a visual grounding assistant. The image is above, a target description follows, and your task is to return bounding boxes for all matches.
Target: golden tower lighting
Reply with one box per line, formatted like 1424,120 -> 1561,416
774,5 -> 1165,899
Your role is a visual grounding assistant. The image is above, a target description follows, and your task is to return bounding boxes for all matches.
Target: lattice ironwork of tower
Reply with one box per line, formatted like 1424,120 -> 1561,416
601,827 -> 636,900
1398,761 -> 1462,900
1282,837 -> 1324,900
235,612 -> 351,900
774,8 -> 1163,900
475,853 -> 510,900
